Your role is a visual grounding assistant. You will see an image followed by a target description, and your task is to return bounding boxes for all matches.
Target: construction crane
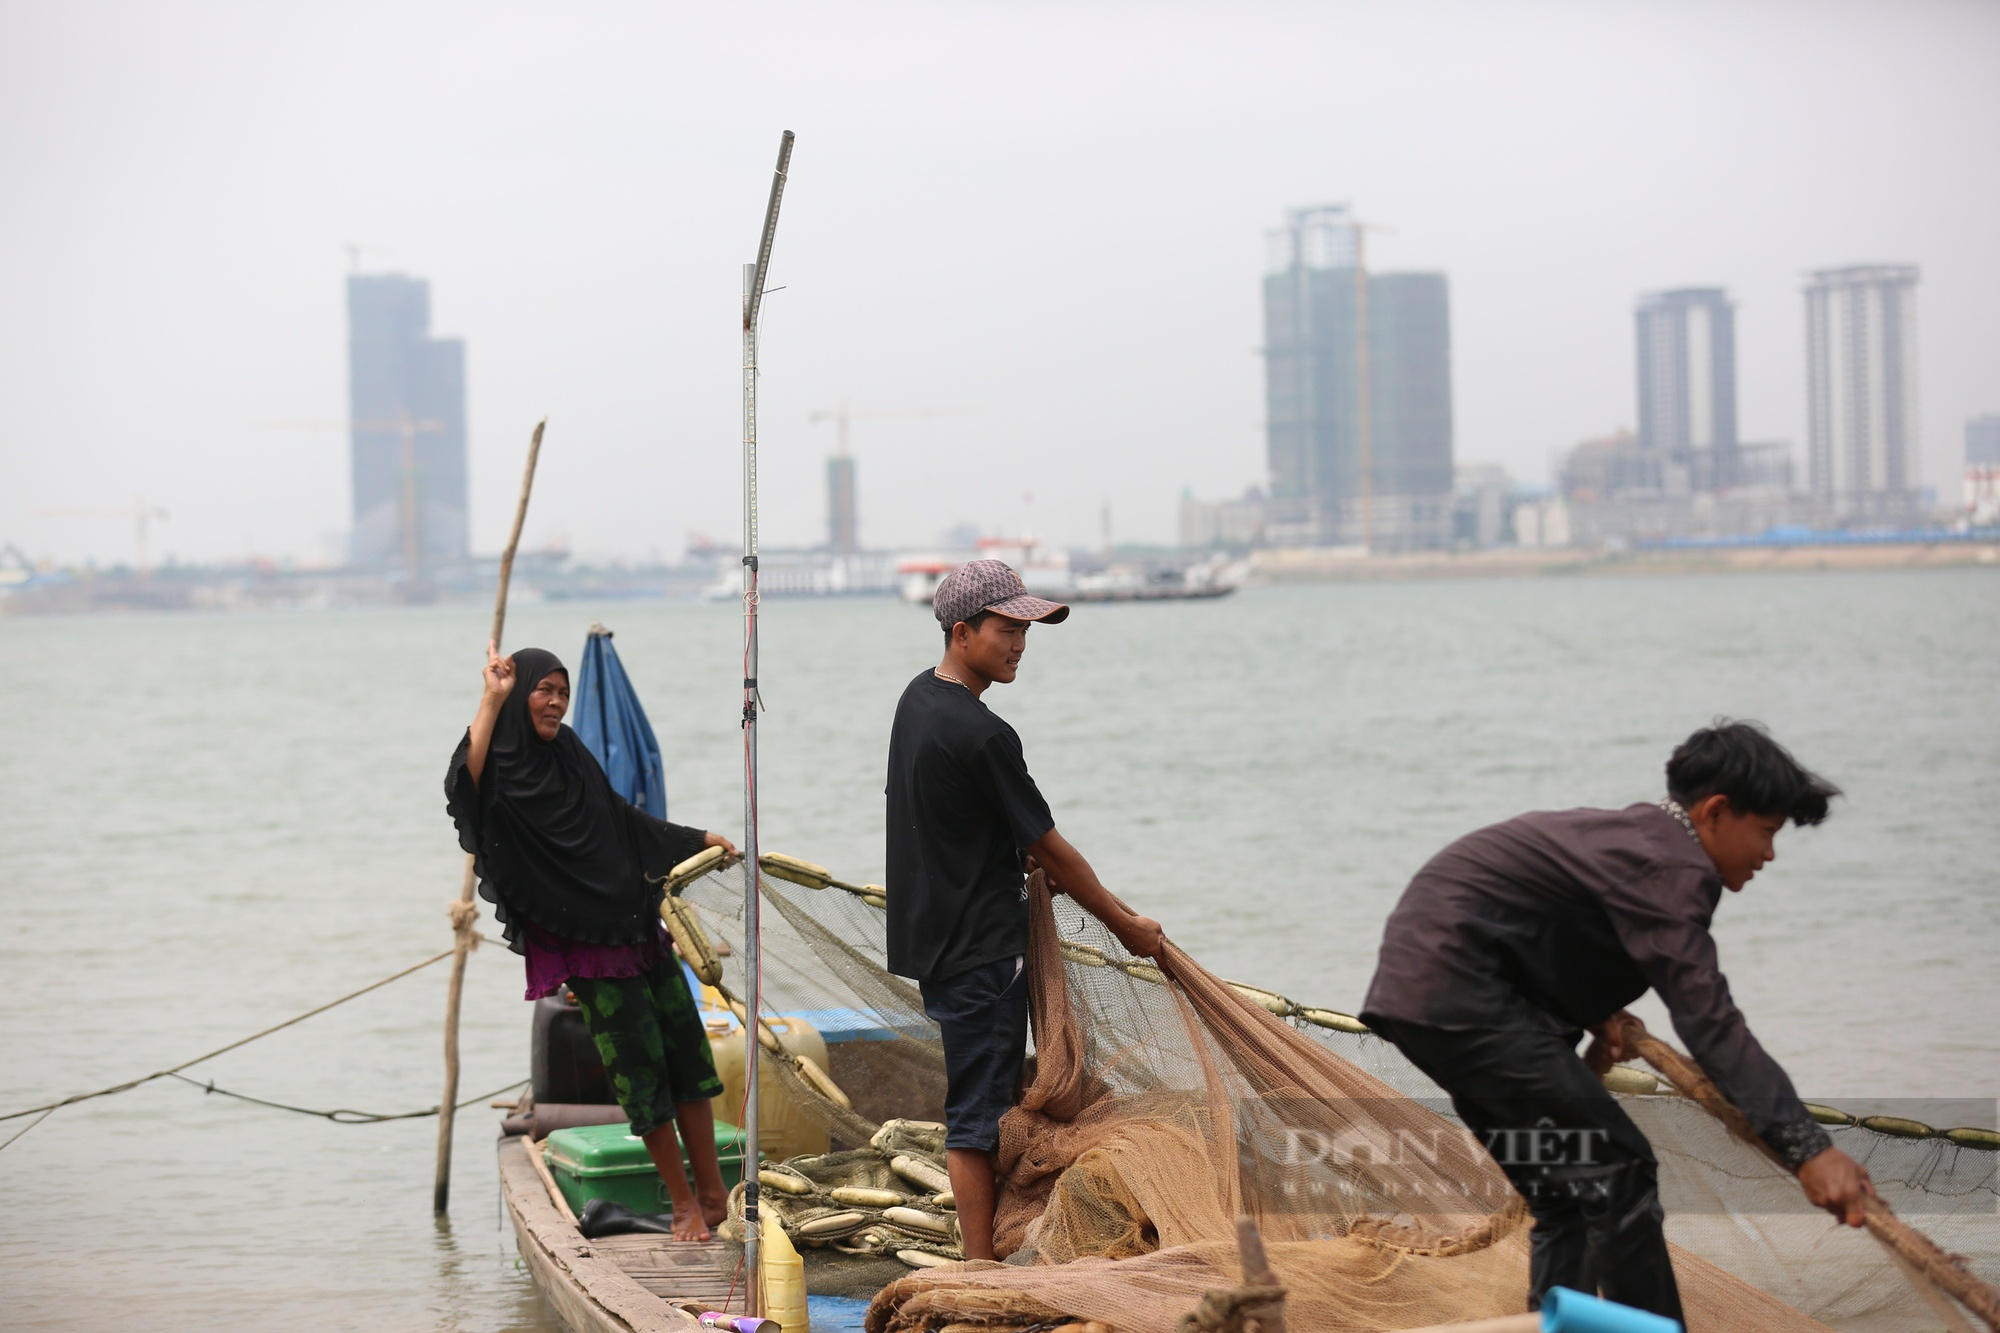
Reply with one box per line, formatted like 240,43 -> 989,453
343,241 -> 391,274
255,414 -> 447,576
807,404 -> 975,552
34,502 -> 170,576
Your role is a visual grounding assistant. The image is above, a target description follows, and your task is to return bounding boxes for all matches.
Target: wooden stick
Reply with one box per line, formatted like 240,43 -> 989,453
1614,1014 -> 2000,1332
1233,1216 -> 1288,1333
434,417 -> 547,1215
526,1133 -> 581,1224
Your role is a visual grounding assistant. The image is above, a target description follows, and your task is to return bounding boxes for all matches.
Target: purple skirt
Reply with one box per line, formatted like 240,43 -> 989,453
519,918 -> 672,1000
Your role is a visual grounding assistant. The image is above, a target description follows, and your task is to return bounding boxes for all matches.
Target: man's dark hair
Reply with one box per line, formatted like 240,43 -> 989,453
942,608 -> 995,645
1665,720 -> 1841,826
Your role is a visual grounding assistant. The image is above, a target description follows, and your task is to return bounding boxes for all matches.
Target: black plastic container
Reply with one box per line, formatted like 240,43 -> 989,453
531,988 -> 615,1105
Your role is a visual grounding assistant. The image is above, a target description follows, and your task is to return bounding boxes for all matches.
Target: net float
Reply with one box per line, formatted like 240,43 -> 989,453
829,1186 -> 907,1208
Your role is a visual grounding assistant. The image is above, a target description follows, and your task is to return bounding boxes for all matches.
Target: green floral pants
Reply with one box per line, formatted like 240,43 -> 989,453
568,958 -> 723,1138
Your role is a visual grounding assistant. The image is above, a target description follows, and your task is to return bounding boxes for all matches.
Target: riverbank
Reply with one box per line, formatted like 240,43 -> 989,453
1246,539 -> 2000,582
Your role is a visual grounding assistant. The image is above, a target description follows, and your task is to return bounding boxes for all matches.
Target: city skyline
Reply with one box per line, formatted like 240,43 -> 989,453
3,2 -> 1996,566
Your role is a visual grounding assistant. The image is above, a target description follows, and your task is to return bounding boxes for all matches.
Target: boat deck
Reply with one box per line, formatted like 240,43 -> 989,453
498,1135 -> 746,1333
592,1233 -> 745,1308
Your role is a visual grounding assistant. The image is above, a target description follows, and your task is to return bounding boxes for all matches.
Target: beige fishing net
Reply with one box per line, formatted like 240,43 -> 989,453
675,863 -> 1999,1333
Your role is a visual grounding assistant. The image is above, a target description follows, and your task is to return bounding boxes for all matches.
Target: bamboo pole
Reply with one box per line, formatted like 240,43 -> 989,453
1613,1014 -> 2000,1332
434,417 -> 548,1215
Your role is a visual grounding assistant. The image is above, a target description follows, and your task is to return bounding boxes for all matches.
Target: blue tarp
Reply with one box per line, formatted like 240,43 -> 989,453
572,625 -> 668,819
808,1295 -> 873,1333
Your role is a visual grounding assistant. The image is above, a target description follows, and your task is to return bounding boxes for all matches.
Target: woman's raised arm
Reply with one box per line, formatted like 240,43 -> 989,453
466,641 -> 513,787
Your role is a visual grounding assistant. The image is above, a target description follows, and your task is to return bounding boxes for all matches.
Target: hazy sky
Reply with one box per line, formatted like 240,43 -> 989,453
3,0 -> 1996,565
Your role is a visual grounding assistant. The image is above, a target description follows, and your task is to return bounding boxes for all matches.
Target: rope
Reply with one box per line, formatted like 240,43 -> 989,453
1614,1014 -> 2000,1332
164,1072 -> 528,1124
0,941 -> 478,1149
1175,1284 -> 1287,1333
767,859 -> 1998,1147
0,1109 -> 56,1153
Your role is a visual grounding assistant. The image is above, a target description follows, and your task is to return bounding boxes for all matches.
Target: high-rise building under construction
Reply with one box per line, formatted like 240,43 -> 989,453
826,453 -> 858,553
346,273 -> 469,570
1262,205 -> 1454,550
1804,264 -> 1921,521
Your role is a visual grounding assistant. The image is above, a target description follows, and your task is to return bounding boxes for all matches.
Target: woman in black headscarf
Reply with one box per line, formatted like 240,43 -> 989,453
448,642 -> 736,1241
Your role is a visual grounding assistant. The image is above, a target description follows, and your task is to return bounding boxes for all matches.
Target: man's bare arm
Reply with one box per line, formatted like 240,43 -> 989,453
1028,828 -> 1163,959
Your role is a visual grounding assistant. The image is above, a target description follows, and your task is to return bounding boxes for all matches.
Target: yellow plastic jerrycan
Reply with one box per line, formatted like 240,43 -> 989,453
704,1006 -> 832,1161
759,1211 -> 808,1333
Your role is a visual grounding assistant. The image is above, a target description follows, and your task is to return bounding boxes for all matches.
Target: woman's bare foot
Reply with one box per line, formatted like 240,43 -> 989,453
699,1186 -> 729,1228
672,1208 -> 712,1242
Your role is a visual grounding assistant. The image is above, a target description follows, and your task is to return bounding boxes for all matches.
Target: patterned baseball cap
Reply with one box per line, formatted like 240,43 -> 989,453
933,558 -> 1071,629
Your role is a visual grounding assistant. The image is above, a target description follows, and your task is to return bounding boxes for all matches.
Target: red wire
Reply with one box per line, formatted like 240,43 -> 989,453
724,1252 -> 746,1313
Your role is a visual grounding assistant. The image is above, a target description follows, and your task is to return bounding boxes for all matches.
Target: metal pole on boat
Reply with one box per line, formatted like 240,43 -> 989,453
740,129 -> 793,1310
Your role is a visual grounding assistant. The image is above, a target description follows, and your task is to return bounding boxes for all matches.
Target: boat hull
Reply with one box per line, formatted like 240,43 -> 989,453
499,1134 -> 731,1333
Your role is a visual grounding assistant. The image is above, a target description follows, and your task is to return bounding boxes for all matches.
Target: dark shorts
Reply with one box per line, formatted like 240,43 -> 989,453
569,957 -> 723,1139
920,954 -> 1030,1154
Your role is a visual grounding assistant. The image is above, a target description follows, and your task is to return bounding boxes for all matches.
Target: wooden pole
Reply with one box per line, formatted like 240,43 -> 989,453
1233,1216 -> 1289,1333
434,417 -> 547,1215
1614,1014 -> 2000,1332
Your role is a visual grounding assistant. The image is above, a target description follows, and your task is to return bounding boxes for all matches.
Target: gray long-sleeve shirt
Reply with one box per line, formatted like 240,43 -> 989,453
1361,803 -> 1831,1169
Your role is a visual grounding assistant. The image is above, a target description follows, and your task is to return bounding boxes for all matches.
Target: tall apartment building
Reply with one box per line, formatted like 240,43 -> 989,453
1635,288 -> 1738,492
1263,205 -> 1453,550
347,273 -> 469,569
1965,414 -> 2000,468
1804,265 -> 1921,522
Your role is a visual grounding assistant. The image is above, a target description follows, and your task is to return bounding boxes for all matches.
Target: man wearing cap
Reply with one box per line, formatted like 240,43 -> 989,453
885,558 -> 1164,1261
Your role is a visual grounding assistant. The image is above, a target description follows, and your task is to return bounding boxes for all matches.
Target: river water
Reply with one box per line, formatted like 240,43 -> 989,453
3,569 -> 1995,1330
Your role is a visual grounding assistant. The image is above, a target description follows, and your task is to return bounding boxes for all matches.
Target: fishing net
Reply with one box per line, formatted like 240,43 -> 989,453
675,862 -> 1999,1333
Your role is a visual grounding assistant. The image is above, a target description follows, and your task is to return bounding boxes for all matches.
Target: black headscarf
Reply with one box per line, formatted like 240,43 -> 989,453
446,647 -> 707,951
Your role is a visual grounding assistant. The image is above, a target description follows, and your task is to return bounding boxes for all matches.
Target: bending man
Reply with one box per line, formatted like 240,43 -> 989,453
885,560 -> 1164,1262
1360,721 -> 1873,1317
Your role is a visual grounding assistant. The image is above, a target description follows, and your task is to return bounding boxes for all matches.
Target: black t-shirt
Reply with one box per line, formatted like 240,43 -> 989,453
884,670 -> 1056,982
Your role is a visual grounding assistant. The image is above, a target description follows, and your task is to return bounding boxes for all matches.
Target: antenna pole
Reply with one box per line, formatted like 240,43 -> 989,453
740,129 -> 793,1311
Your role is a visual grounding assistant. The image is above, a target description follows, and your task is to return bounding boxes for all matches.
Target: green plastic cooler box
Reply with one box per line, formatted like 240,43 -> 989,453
542,1120 -> 753,1217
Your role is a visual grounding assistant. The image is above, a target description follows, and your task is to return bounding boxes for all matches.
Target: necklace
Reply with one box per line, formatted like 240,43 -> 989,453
933,668 -> 969,689
1658,798 -> 1701,844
